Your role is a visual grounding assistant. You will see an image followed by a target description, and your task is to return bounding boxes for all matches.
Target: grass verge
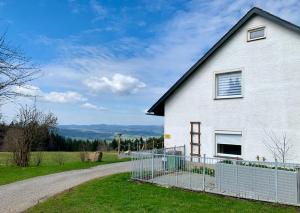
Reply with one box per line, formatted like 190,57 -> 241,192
0,152 -> 129,185
27,173 -> 299,213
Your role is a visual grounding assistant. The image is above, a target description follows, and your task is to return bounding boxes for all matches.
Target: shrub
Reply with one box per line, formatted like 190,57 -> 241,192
98,152 -> 103,162
53,152 -> 65,166
220,160 -> 233,164
190,167 -> 215,177
79,152 -> 86,162
33,151 -> 43,166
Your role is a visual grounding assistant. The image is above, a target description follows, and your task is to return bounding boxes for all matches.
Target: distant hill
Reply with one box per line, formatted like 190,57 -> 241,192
57,124 -> 163,140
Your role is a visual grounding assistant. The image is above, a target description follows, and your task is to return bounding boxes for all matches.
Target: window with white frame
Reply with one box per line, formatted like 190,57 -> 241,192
248,27 -> 265,41
215,71 -> 242,98
215,132 -> 242,157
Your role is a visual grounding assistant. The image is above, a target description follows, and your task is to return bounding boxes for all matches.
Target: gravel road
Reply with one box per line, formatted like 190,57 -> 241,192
0,161 -> 131,213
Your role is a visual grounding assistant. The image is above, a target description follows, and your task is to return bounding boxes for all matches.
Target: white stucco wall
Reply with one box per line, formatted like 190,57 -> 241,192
164,15 -> 300,162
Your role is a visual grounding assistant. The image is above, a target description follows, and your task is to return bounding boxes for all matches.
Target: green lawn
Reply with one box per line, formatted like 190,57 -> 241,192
27,173 -> 298,213
0,152 -> 129,185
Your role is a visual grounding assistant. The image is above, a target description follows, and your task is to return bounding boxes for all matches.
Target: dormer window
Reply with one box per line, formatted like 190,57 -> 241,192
247,27 -> 265,41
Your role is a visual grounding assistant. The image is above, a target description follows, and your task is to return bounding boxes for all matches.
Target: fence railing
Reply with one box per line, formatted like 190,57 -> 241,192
119,146 -> 185,158
131,153 -> 300,206
136,145 -> 186,155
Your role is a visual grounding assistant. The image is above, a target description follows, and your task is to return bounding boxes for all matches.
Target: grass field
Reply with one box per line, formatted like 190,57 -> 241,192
0,152 -> 129,186
27,173 -> 298,213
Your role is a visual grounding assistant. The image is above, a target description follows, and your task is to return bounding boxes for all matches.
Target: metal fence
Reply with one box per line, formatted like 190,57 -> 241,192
119,146 -> 186,159
132,145 -> 186,155
131,153 -> 300,206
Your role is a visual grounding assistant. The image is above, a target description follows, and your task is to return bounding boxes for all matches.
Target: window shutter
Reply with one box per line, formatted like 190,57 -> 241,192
216,134 -> 241,145
216,71 -> 241,97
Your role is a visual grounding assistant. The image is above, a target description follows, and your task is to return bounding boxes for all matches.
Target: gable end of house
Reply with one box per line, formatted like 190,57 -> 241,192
147,7 -> 300,116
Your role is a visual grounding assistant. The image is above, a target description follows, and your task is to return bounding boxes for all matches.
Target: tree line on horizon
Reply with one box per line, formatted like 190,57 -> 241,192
0,122 -> 163,153
46,133 -> 163,152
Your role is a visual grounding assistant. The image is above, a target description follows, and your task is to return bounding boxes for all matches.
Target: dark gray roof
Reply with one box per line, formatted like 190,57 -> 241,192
147,7 -> 300,116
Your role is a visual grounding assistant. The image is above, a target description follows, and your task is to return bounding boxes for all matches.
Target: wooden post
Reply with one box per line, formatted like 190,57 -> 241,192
152,139 -> 154,150
117,133 -> 122,155
128,141 -> 131,154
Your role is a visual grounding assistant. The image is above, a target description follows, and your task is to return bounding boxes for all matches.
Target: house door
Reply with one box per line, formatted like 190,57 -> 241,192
190,122 -> 201,158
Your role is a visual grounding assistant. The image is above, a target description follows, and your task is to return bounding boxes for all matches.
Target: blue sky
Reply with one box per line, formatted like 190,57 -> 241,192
1,0 -> 300,125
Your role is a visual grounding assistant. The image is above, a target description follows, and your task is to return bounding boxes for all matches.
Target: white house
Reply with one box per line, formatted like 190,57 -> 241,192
147,7 -> 300,162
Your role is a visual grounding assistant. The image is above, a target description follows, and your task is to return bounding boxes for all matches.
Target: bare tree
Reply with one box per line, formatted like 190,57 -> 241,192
263,130 -> 293,163
4,105 -> 57,167
4,126 -> 24,166
79,143 -> 87,162
0,33 -> 39,101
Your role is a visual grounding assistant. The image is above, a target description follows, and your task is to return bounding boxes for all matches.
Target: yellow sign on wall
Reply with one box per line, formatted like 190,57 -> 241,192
164,134 -> 171,139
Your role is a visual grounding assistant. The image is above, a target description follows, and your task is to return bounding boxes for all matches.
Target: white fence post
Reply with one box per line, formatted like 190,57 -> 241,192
175,155 -> 178,186
139,154 -> 143,179
297,167 -> 300,204
189,157 -> 192,189
236,160 -> 239,195
275,159 -> 278,203
132,154 -> 135,179
151,151 -> 154,182
163,148 -> 166,178
203,154 -> 206,191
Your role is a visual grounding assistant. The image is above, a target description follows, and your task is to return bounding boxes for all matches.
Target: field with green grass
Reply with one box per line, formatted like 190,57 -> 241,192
0,152 -> 129,186
27,173 -> 298,213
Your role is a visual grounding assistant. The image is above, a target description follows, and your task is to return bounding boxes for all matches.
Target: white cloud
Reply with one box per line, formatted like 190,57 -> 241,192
43,91 -> 86,103
81,102 -> 97,109
13,85 -> 42,97
80,102 -> 107,111
84,73 -> 146,95
13,85 -> 86,104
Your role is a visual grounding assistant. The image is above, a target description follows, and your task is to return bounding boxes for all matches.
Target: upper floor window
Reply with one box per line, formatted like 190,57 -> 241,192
248,27 -> 265,41
215,71 -> 242,99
